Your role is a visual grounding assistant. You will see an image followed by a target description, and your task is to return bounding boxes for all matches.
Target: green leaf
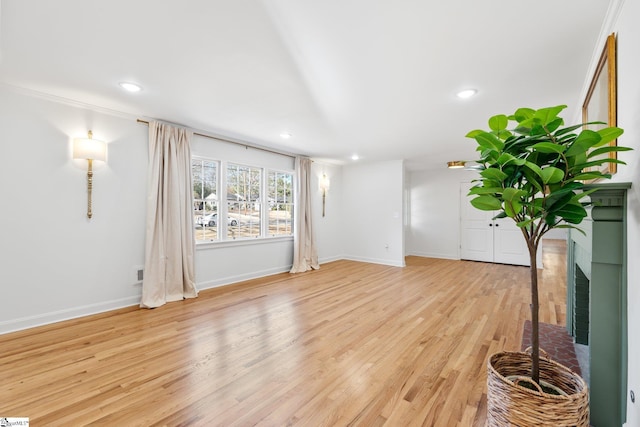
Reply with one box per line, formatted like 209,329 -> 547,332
482,179 -> 503,188
513,108 -> 535,123
545,191 -> 573,212
587,145 -> 633,159
544,183 -> 583,207
466,129 -> 484,138
522,168 -> 543,193
596,127 -> 624,146
571,158 -> 626,172
554,203 -> 588,224
565,130 -> 602,157
531,142 -> 566,154
566,172 -> 606,182
545,118 -> 564,133
568,150 -> 587,170
570,188 -> 599,203
489,114 -> 509,132
524,161 -> 544,179
496,130 -> 513,140
504,200 -> 522,218
541,167 -> 564,184
517,218 -> 536,228
532,124 -> 549,136
502,188 -> 527,202
496,153 -> 514,165
555,123 -> 586,137
468,186 -> 502,195
474,132 -> 505,151
493,211 -> 508,220
534,105 -> 566,126
496,153 -> 524,166
470,195 -> 502,211
513,126 -> 532,135
480,168 -> 508,182
554,224 -> 587,236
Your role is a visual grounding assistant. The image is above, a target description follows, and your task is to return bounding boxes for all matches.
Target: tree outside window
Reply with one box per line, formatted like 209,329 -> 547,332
226,164 -> 261,239
192,159 -> 219,241
268,171 -> 293,236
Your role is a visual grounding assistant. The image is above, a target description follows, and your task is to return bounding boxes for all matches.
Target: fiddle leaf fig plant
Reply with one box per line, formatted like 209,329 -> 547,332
466,105 -> 631,384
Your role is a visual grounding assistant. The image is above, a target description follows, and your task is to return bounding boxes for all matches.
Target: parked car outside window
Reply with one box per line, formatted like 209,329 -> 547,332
196,213 -> 238,227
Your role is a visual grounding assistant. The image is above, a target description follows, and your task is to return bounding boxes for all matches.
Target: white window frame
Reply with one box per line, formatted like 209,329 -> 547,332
192,156 -> 221,243
192,156 -> 294,245
266,169 -> 294,238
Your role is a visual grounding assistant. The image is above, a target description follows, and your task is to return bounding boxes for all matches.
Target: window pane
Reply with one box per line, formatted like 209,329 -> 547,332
227,164 -> 261,239
193,159 -> 219,241
268,171 -> 293,236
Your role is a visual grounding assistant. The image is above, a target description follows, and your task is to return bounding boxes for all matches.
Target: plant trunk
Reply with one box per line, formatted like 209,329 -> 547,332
529,240 -> 540,384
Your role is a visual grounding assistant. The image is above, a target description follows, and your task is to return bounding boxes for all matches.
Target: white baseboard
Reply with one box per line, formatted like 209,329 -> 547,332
319,255 -> 344,265
407,251 -> 459,260
342,255 -> 405,268
196,265 -> 293,291
0,295 -> 141,335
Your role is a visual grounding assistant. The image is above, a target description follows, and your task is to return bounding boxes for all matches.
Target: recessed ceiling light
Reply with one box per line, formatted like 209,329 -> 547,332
351,154 -> 359,161
280,132 -> 292,139
456,89 -> 478,99
119,82 -> 142,92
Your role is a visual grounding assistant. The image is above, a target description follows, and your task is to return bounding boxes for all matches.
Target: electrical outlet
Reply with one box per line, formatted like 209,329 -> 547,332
133,265 -> 144,285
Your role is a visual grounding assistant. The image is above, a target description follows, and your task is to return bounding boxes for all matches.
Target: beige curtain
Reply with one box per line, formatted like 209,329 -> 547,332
290,157 -> 319,273
140,121 -> 198,308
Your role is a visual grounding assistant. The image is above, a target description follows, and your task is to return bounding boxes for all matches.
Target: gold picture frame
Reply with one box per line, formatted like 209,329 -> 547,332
582,32 -> 617,175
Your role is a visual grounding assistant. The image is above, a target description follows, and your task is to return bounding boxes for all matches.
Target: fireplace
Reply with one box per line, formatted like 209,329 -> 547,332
566,182 -> 630,426
573,265 -> 589,345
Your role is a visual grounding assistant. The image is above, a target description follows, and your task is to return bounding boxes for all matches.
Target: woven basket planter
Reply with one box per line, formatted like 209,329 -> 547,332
486,351 -> 589,426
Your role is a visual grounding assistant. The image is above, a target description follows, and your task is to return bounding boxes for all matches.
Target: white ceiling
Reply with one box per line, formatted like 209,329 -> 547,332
0,0 -> 612,170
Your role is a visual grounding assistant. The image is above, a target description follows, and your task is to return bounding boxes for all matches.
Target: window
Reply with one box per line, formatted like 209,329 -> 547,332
226,163 -> 261,239
192,157 -> 294,243
268,171 -> 293,236
192,158 -> 219,241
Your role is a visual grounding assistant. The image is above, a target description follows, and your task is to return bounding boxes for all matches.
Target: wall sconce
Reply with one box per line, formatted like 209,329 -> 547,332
73,130 -> 107,218
447,160 -> 466,169
319,174 -> 330,217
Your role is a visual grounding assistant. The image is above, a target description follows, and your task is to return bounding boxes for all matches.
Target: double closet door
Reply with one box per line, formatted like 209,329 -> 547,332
460,183 -> 541,267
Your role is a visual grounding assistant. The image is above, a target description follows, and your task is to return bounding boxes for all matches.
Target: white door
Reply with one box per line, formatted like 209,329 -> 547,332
493,217 -> 530,266
460,185 -> 494,263
460,183 -> 536,267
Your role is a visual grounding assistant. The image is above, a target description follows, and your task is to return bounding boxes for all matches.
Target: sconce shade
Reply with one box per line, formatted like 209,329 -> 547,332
319,174 -> 331,192
447,160 -> 465,169
74,130 -> 107,219
73,135 -> 106,161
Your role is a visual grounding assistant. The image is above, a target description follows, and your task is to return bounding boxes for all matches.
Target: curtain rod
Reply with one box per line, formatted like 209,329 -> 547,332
136,119 -> 297,159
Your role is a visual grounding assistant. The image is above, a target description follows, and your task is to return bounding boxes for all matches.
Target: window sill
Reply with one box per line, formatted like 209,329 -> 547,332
196,235 -> 293,250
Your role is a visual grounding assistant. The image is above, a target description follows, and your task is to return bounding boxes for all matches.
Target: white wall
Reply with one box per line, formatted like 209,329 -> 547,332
341,160 -> 405,267
407,168 -> 472,259
0,86 -> 148,333
603,0 -> 640,424
311,161 -> 345,263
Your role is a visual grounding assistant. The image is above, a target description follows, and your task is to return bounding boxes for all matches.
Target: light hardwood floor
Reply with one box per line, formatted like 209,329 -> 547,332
0,240 -> 567,426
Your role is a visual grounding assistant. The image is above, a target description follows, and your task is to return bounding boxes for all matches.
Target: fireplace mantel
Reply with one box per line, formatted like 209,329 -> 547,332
567,182 -> 631,426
